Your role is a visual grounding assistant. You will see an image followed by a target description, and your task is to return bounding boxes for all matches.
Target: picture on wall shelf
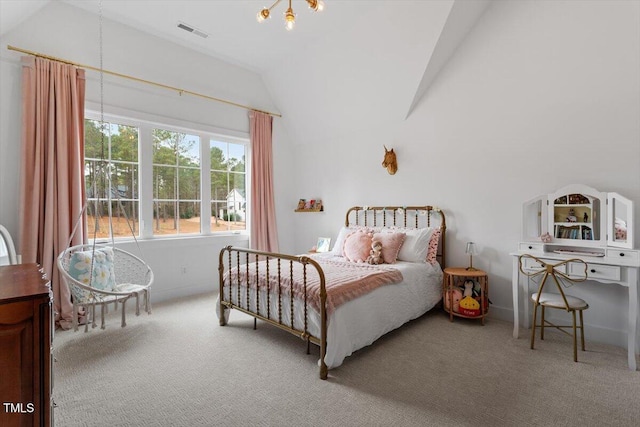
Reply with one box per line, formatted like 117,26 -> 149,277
316,237 -> 331,253
295,198 -> 323,211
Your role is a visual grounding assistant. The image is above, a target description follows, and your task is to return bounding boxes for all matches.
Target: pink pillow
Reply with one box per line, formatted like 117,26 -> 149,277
343,230 -> 373,263
373,232 -> 406,264
426,228 -> 441,265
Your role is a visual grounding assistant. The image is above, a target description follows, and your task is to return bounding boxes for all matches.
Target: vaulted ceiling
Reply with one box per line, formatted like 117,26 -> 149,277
1,0 -> 491,119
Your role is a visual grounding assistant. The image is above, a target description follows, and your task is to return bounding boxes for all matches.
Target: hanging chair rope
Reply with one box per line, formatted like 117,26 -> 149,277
57,0 -> 153,332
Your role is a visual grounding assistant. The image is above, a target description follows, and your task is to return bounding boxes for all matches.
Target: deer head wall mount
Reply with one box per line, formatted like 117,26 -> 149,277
382,145 -> 397,175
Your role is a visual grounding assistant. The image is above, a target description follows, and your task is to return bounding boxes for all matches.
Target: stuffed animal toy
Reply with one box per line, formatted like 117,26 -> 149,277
463,280 -> 474,297
444,288 -> 463,313
540,232 -> 552,243
459,295 -> 481,316
367,241 -> 384,265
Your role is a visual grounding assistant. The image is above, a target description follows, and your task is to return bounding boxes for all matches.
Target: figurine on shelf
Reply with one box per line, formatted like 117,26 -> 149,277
297,199 -> 306,210
583,212 -> 588,222
566,208 -> 577,222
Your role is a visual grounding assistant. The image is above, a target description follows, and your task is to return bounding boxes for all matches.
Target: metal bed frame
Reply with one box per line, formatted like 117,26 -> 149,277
218,205 -> 446,379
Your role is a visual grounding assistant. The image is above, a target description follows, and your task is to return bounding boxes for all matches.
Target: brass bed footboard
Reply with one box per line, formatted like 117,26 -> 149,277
217,246 -> 328,380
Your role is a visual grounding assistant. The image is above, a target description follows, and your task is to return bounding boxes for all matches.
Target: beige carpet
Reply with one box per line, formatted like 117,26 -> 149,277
53,293 -> 640,426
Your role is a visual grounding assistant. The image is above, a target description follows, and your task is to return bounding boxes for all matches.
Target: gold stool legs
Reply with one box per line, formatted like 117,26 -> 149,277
579,309 -> 585,351
530,302 -> 538,350
531,305 -> 586,362
571,309 -> 588,362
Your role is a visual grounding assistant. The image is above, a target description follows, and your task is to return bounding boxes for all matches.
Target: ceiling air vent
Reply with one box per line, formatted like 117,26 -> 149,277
177,22 -> 209,39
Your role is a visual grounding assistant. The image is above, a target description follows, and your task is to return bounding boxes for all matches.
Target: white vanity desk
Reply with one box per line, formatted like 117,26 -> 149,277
515,184 -> 638,370
511,245 -> 639,370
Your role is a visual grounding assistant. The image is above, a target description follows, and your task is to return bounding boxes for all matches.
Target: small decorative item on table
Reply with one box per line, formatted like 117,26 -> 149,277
442,267 -> 489,325
316,237 -> 331,253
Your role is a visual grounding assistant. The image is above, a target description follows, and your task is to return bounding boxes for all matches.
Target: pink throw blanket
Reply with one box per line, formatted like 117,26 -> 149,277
224,257 -> 403,316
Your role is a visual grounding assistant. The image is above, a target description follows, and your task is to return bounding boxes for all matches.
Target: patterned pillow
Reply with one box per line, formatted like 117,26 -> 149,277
68,247 -> 117,292
373,232 -> 406,264
343,230 -> 374,263
426,228 -> 442,265
332,226 -> 369,256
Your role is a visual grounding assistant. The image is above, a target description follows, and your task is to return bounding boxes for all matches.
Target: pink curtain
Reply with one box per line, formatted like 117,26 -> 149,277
20,56 -> 86,329
249,111 -> 279,252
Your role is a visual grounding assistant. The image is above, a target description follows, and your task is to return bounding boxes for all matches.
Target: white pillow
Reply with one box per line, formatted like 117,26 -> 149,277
396,227 -> 435,262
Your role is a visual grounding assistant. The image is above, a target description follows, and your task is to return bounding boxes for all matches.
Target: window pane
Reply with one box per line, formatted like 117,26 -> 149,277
210,171 -> 228,200
86,200 -> 110,239
111,162 -> 138,199
111,125 -> 138,162
228,144 -> 245,172
210,141 -> 227,171
153,166 -> 176,200
84,119 -> 141,240
153,201 -> 178,235
85,119 -> 106,160
179,168 -> 200,201
179,202 -> 200,234
152,129 -> 201,237
110,201 -> 140,238
230,172 -> 245,200
85,159 -> 111,200
209,139 -> 247,233
153,130 -> 178,165
180,135 -> 200,167
211,201 -> 227,232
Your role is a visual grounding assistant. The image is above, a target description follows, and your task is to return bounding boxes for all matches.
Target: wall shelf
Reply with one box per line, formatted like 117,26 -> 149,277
295,208 -> 324,213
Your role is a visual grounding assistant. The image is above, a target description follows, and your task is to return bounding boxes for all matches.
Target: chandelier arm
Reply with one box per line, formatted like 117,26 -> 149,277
269,0 -> 283,12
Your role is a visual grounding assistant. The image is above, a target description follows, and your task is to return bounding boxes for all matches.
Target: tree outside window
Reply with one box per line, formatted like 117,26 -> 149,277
84,119 -> 139,239
153,129 -> 201,235
210,140 -> 246,232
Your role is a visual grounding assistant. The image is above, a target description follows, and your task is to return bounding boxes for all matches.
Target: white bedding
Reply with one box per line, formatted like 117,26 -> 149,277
216,253 -> 443,369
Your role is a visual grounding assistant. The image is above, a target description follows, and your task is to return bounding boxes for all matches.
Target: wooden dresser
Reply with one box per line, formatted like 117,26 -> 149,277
0,264 -> 53,426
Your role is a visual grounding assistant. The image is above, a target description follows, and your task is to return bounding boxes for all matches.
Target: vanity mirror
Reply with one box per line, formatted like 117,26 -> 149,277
522,184 -> 634,249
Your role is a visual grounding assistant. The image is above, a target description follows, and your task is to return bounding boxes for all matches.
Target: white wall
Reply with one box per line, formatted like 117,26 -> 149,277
0,1 -> 291,301
265,0 -> 640,348
1,0 -> 639,350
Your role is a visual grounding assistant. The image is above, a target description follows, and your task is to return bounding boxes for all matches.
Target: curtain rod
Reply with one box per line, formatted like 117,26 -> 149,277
7,45 -> 282,118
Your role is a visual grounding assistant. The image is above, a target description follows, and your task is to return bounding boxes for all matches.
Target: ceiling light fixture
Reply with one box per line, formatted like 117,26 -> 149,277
257,0 -> 325,31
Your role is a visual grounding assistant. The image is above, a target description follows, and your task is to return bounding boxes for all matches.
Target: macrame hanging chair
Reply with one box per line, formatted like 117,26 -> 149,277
57,0 -> 153,332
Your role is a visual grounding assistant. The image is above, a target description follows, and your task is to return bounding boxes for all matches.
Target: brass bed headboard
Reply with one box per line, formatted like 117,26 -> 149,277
344,205 -> 446,268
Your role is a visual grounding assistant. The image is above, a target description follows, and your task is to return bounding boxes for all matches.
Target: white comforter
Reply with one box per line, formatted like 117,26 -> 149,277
216,253 -> 443,369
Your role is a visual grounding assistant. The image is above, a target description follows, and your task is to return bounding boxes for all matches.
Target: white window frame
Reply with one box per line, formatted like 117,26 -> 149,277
84,109 -> 250,241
